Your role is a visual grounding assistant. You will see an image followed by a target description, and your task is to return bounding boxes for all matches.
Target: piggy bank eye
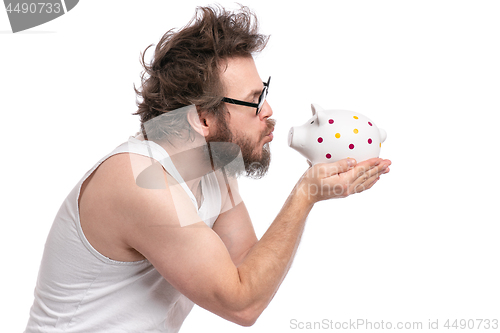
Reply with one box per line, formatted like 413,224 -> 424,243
310,121 -> 314,124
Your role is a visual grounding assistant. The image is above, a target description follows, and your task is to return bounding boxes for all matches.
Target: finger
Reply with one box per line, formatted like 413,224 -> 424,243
354,158 -> 382,174
349,172 -> 377,194
366,174 -> 382,189
353,159 -> 390,181
349,163 -> 387,192
324,158 -> 357,177
348,159 -> 391,194
353,173 -> 380,193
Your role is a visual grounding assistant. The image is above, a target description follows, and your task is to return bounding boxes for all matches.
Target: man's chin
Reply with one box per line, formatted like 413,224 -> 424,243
243,144 -> 271,179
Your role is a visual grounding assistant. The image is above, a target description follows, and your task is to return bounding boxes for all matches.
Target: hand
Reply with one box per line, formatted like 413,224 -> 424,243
298,157 -> 391,205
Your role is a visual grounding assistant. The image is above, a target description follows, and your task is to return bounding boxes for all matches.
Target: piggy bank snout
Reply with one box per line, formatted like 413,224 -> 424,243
288,127 -> 294,147
288,126 -> 309,157
288,126 -> 305,149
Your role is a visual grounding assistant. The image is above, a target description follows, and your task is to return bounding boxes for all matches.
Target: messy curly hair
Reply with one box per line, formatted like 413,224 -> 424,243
133,5 -> 269,140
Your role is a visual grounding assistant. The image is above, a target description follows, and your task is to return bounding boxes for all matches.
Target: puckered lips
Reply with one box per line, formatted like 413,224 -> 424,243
264,127 -> 274,142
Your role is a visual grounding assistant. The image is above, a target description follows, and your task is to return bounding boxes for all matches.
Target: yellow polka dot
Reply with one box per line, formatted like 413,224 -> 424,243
335,133 -> 341,139
353,116 -> 359,119
353,129 -> 359,134
380,143 -> 382,147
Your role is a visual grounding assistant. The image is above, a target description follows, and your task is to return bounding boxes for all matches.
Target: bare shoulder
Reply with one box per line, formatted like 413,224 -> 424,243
80,153 -> 162,215
79,152 -> 183,262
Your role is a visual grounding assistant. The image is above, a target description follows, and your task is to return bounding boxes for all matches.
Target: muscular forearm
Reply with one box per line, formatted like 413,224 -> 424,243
217,158 -> 389,326
232,181 -> 313,324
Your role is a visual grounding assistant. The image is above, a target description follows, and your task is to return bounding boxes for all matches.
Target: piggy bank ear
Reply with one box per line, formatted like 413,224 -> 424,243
311,104 -> 329,125
311,103 -> 324,116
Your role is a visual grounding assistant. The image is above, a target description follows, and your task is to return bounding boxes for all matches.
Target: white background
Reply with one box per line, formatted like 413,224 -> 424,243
2,1 -> 499,332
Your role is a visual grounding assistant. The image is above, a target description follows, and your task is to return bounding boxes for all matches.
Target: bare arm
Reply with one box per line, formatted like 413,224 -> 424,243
115,155 -> 390,326
212,200 -> 258,267
214,157 -> 390,323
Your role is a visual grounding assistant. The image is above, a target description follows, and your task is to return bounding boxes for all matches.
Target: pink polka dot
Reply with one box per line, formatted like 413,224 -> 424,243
326,153 -> 331,159
317,137 -> 323,143
368,122 -> 373,126
349,144 -> 355,149
329,119 -> 334,124
368,138 -> 373,144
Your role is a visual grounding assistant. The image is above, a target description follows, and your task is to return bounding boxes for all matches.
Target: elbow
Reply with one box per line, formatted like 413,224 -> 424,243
223,297 -> 266,327
231,307 -> 261,327
214,276 -> 268,326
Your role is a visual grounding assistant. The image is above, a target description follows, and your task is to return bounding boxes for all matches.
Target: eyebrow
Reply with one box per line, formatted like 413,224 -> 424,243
243,85 -> 264,101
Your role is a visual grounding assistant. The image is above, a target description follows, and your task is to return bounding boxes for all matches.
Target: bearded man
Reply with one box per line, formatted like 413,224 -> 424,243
25,5 -> 391,333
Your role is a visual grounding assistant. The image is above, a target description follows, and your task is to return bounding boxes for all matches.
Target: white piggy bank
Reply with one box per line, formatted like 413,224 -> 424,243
288,104 -> 387,165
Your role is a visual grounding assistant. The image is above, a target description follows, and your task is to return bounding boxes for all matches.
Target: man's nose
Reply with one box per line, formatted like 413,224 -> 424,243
259,100 -> 273,120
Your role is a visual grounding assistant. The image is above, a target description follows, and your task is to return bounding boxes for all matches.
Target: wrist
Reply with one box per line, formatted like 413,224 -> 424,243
292,179 -> 316,210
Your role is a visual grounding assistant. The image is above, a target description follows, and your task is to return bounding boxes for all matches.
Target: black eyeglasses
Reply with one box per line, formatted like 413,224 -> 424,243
221,76 -> 271,115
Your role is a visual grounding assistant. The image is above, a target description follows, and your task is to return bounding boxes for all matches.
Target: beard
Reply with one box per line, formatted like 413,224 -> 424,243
205,116 -> 275,179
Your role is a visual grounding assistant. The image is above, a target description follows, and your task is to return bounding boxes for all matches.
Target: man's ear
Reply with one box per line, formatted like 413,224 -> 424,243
187,106 -> 214,137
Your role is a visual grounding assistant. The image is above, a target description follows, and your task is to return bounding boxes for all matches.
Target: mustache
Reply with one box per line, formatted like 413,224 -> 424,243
261,118 -> 276,139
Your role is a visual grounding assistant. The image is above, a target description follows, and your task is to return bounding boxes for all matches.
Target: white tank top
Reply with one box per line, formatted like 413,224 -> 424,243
25,137 -> 222,333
